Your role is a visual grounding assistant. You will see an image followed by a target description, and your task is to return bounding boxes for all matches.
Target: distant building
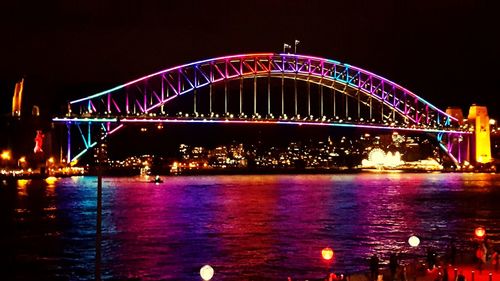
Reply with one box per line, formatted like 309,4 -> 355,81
11,79 -> 24,117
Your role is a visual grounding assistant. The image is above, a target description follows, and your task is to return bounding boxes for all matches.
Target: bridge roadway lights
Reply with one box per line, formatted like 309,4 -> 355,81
53,116 -> 470,135
53,116 -> 471,165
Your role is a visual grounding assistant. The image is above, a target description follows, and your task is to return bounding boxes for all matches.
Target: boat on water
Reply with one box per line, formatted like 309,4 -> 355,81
150,175 -> 163,183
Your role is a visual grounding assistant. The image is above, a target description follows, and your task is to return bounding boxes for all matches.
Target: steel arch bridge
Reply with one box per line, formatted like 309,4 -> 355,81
53,53 -> 470,165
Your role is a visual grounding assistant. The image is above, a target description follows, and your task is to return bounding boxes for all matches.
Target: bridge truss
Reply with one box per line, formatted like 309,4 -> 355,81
53,53 -> 469,164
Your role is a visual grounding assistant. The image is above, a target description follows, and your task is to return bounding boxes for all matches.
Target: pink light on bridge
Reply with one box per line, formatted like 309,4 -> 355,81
58,52 -> 468,163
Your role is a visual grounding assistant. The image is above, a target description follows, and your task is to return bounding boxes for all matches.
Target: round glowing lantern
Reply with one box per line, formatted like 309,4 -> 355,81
321,247 -> 334,261
474,227 -> 486,238
200,264 -> 214,281
408,235 -> 420,247
200,265 -> 214,281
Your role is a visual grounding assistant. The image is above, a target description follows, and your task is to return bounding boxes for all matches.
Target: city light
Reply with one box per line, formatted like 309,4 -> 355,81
45,176 -> 58,185
1,150 -> 12,161
408,235 -> 420,247
362,148 -> 404,168
200,265 -> 214,281
321,247 -> 334,261
18,156 -> 27,168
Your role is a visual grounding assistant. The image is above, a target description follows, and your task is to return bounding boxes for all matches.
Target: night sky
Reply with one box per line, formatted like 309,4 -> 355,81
0,0 -> 498,118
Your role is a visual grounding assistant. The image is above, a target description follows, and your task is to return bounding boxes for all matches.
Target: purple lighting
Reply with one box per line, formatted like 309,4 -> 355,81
56,53 -> 468,163
53,117 -> 470,135
67,53 -> 457,124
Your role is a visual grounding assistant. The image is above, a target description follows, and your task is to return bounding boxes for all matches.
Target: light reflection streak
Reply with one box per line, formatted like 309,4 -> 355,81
7,173 -> 497,280
214,176 -> 279,270
17,179 -> 29,196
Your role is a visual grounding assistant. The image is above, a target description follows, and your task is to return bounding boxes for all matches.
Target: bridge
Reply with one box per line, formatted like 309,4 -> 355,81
52,53 -> 492,168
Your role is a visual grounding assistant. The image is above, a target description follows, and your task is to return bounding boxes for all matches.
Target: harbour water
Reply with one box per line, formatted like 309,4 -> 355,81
1,173 -> 499,280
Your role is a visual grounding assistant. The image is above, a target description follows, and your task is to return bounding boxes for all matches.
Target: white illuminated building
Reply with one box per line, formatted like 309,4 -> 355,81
362,148 -> 403,168
362,148 -> 443,170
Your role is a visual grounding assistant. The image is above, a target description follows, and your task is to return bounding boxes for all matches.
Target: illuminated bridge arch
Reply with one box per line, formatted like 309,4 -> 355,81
54,53 -> 464,163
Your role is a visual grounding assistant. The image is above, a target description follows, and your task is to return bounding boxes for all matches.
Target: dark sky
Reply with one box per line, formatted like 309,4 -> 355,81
1,0 -> 498,117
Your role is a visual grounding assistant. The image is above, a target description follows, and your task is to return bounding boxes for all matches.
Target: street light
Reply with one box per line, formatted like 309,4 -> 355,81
322,247 -> 334,261
474,227 -> 486,239
408,235 -> 420,281
321,247 -> 335,279
474,227 -> 488,272
408,235 -> 420,247
200,265 -> 214,281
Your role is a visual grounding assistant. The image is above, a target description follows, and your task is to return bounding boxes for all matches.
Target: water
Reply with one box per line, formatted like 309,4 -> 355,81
1,173 -> 499,280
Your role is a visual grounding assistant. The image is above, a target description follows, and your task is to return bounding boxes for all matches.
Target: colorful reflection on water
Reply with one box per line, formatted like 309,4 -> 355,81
0,173 -> 499,280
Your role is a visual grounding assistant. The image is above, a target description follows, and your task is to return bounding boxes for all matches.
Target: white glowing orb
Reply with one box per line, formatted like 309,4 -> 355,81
200,265 -> 214,281
408,235 -> 420,247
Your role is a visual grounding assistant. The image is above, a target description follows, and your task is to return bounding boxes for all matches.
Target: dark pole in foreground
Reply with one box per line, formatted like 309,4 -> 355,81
96,156 -> 102,281
95,137 -> 105,281
408,235 -> 420,281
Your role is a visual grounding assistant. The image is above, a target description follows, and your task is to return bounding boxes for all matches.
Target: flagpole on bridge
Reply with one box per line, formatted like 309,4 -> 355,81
283,43 -> 291,53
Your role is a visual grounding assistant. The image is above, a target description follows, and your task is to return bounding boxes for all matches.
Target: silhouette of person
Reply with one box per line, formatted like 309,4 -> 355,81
449,241 -> 457,265
476,242 -> 487,273
370,254 -> 379,281
389,253 -> 398,281
442,265 -> 449,281
495,249 -> 499,272
426,248 -> 437,270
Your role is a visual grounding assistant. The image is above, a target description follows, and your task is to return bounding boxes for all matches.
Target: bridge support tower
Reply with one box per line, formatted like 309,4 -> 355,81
445,105 -> 492,168
467,105 -> 492,165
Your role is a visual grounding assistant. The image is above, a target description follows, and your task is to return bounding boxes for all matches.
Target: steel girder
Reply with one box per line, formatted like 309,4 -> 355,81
56,53 -> 464,163
66,53 -> 457,126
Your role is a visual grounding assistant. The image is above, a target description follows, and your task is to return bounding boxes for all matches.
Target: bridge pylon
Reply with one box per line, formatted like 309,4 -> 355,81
445,105 -> 493,169
467,105 -> 492,165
